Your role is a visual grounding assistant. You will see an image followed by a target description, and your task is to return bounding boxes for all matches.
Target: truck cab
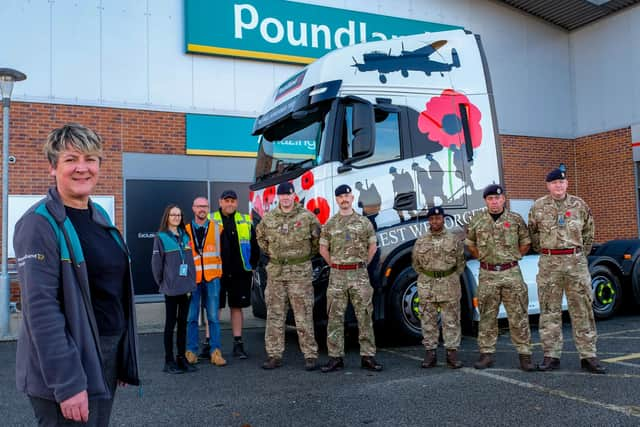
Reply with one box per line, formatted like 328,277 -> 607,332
250,29 -> 503,340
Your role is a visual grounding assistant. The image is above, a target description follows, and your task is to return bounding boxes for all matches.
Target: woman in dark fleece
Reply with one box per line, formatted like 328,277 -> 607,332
14,123 -> 140,426
152,204 -> 197,374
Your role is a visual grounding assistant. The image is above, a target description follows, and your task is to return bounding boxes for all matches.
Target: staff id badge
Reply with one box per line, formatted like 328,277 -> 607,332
179,263 -> 189,277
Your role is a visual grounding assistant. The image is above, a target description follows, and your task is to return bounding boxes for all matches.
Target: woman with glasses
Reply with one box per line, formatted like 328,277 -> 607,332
152,204 -> 197,374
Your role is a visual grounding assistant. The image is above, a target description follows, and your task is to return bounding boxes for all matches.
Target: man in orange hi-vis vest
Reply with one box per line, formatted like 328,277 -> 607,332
184,197 -> 227,367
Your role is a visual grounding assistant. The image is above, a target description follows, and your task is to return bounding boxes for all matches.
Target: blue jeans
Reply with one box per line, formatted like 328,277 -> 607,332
187,278 -> 221,354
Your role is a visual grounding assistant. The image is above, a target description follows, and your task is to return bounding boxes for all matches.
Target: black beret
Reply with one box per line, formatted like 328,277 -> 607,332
546,168 -> 567,182
426,206 -> 445,218
276,182 -> 295,195
483,184 -> 504,198
334,184 -> 352,196
220,189 -> 238,200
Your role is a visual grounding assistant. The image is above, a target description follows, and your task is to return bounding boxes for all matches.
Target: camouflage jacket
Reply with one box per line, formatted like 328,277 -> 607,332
412,229 -> 465,276
320,211 -> 377,264
528,194 -> 594,254
465,209 -> 531,264
256,203 -> 320,262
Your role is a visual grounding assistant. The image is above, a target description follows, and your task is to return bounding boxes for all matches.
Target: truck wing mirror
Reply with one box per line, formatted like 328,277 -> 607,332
351,102 -> 375,159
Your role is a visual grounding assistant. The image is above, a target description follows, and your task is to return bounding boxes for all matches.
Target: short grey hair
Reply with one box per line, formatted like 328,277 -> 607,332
44,123 -> 103,166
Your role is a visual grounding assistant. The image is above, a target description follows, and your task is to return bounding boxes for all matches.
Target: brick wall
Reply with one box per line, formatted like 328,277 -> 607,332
501,129 -> 637,242
575,128 -> 636,242
1,102 -> 185,229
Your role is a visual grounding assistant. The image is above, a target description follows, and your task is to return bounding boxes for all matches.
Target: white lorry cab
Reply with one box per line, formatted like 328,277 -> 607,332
250,29 -> 508,340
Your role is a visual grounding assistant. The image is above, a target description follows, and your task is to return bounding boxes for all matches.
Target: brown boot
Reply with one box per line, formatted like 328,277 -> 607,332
361,356 -> 383,372
581,357 -> 606,374
518,354 -> 535,372
446,349 -> 463,369
538,356 -> 560,372
261,357 -> 282,370
321,357 -> 344,373
304,358 -> 318,371
473,353 -> 494,369
421,350 -> 437,368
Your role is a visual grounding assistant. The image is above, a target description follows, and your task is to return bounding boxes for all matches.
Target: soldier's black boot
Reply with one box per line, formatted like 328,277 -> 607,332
473,353 -> 494,369
361,356 -> 383,372
421,350 -> 437,368
262,357 -> 283,370
581,357 -> 606,374
538,356 -> 560,372
321,357 -> 344,373
518,354 -> 536,372
446,349 -> 463,369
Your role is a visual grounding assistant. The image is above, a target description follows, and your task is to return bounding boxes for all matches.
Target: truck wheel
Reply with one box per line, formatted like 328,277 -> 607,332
387,267 -> 424,342
590,265 -> 622,319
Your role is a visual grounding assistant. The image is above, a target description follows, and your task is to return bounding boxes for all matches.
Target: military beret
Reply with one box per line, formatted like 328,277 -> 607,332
276,182 -> 295,195
220,189 -> 238,200
483,184 -> 504,198
334,184 -> 352,196
426,206 -> 445,218
546,168 -> 566,182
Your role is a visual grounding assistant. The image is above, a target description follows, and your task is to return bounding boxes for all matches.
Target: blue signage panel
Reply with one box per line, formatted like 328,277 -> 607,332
186,114 -> 258,157
185,0 -> 460,64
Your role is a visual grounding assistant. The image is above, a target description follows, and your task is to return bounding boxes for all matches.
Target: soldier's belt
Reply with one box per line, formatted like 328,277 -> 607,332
269,255 -> 311,265
541,247 -> 582,255
330,262 -> 367,270
480,261 -> 518,272
421,266 -> 457,278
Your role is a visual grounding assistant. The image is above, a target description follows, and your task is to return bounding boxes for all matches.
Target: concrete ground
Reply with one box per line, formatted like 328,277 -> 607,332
2,309 -> 640,426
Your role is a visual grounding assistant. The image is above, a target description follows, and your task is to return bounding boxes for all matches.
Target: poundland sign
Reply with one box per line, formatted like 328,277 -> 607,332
185,0 -> 459,65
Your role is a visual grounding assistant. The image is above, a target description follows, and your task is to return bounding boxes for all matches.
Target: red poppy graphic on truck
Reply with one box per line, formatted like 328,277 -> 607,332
417,89 -> 482,195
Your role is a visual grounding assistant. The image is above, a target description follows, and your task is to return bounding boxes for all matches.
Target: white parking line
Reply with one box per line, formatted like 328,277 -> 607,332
602,353 -> 640,363
381,348 -> 640,418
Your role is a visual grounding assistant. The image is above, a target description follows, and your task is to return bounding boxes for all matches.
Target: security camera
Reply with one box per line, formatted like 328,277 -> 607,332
8,155 -> 16,164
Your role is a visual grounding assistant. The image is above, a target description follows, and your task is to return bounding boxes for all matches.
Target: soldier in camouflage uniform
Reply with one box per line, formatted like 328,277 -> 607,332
528,168 -> 605,374
256,182 -> 320,371
465,184 -> 536,372
319,184 -> 383,373
412,206 -> 465,369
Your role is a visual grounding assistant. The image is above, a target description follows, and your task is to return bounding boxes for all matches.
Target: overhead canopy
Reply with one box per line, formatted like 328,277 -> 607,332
497,0 -> 639,30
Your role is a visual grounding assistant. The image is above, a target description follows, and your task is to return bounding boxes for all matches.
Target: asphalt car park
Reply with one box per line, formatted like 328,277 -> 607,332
1,312 -> 639,426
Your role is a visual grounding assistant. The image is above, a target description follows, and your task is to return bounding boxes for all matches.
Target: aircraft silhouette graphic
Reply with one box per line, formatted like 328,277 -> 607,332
351,40 -> 460,83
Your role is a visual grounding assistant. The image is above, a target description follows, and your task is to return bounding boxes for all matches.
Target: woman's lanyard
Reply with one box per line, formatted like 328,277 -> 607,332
171,231 -> 189,276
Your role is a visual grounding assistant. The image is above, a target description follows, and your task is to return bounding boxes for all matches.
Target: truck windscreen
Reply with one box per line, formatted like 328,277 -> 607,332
254,104 -> 330,183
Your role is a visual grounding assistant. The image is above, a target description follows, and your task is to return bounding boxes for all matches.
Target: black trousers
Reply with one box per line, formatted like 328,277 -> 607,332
164,293 -> 190,363
30,334 -> 122,427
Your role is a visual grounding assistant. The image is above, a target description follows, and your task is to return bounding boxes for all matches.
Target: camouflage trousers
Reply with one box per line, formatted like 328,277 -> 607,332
417,277 -> 461,350
477,266 -> 531,355
264,268 -> 318,359
326,268 -> 376,357
537,254 -> 597,359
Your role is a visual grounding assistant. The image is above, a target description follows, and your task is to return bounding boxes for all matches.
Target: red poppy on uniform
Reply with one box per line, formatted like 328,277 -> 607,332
306,197 -> 330,224
565,211 -> 571,217
301,170 -> 314,190
417,89 -> 482,149
504,222 -> 510,228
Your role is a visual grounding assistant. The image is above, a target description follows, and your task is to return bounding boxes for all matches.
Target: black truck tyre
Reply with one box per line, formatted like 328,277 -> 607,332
590,265 -> 622,319
387,267 -> 423,343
